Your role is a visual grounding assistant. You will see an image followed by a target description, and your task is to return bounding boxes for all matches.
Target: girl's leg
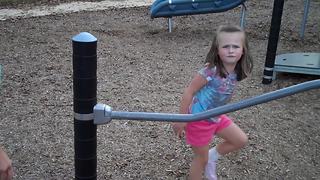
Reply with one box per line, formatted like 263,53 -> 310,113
189,145 -> 210,180
205,122 -> 247,180
216,122 -> 248,155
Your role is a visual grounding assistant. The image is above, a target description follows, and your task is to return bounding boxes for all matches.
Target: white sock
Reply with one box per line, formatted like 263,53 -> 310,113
208,147 -> 221,162
205,147 -> 220,180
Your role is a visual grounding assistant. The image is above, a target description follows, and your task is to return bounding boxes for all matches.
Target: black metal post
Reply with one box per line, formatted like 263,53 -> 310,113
72,32 -> 97,179
262,0 -> 284,84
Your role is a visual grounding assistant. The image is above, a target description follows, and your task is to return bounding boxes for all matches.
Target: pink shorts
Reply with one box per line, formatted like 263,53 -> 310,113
185,115 -> 232,147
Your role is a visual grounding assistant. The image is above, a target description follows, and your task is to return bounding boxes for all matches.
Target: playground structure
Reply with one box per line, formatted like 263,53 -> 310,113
150,0 -> 247,32
72,32 -> 320,179
273,52 -> 320,80
262,0 -> 320,84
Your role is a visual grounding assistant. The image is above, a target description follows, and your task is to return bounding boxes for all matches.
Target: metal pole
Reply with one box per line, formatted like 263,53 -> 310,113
300,0 -> 310,39
240,3 -> 246,29
72,32 -> 97,179
168,17 -> 173,33
262,0 -> 284,84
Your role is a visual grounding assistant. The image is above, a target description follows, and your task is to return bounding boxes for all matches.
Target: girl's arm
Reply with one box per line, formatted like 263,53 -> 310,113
179,74 -> 207,114
172,73 -> 207,138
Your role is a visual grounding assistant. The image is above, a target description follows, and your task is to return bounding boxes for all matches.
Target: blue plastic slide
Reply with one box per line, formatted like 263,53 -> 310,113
151,0 -> 246,18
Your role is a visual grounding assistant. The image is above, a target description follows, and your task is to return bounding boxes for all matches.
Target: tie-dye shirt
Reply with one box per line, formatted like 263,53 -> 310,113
190,66 -> 238,123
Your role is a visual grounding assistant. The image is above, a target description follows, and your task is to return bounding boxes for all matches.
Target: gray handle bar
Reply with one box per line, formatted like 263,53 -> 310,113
94,79 -> 320,125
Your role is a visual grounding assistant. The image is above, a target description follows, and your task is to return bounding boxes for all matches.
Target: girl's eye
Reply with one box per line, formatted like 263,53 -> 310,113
222,45 -> 240,49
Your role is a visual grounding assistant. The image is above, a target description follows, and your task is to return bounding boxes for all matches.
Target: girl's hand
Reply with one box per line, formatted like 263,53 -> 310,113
0,148 -> 13,180
172,122 -> 187,139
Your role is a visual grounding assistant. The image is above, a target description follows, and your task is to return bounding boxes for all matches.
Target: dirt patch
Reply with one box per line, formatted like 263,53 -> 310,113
0,0 -> 153,20
0,0 -> 319,179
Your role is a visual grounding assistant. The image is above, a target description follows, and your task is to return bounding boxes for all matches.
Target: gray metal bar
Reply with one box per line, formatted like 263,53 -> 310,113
300,0 -> 310,39
94,79 -> 320,125
168,17 -> 173,33
240,3 -> 246,29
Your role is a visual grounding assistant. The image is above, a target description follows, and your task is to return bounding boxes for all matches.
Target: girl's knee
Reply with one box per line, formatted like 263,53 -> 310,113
237,133 -> 248,148
228,130 -> 248,149
218,123 -> 248,148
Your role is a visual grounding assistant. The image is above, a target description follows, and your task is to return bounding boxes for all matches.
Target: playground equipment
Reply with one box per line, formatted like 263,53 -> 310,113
72,32 -> 97,179
273,52 -> 320,80
150,0 -> 247,32
72,32 -> 320,179
262,0 -> 319,84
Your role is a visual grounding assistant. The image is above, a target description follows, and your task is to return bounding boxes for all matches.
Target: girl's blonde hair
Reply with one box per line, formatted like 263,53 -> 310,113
205,25 -> 253,81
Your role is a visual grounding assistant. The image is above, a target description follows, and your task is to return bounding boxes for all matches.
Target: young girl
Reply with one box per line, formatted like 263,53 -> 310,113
172,25 -> 253,180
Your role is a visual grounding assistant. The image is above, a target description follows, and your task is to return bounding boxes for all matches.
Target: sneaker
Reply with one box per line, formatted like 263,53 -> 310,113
204,161 -> 217,180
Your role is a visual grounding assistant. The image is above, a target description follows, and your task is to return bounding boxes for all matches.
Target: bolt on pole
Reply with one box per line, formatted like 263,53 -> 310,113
72,32 -> 98,180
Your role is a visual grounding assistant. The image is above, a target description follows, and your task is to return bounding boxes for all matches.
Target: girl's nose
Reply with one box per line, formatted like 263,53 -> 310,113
228,47 -> 234,53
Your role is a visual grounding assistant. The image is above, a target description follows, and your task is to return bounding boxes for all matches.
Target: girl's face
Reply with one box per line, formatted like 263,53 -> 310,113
217,32 -> 244,68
